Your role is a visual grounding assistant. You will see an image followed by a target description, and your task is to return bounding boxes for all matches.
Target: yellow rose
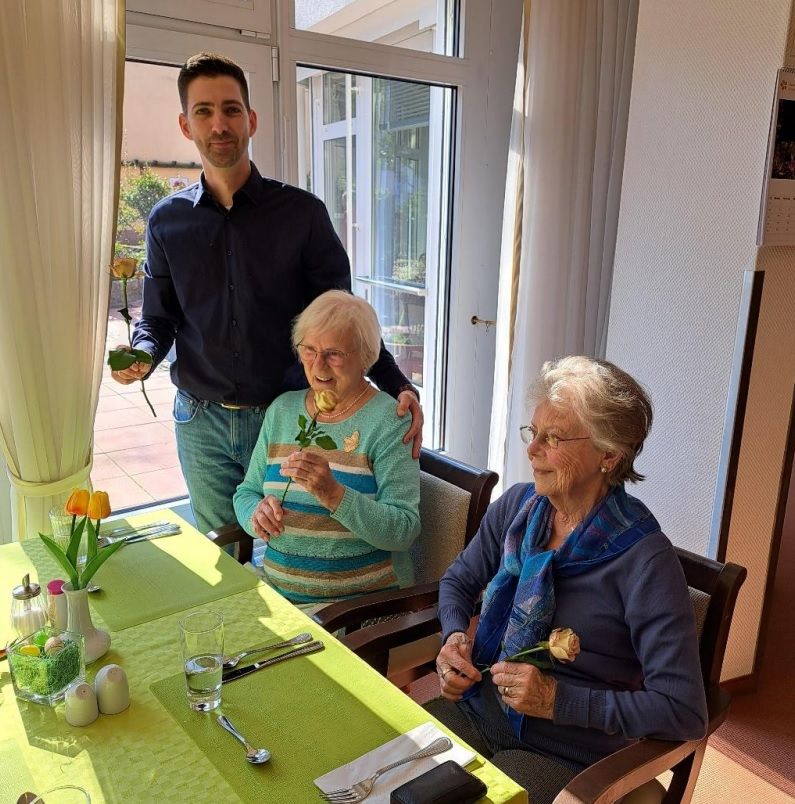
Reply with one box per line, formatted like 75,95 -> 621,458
548,627 -> 580,662
110,257 -> 138,279
314,390 -> 338,414
87,490 -> 111,521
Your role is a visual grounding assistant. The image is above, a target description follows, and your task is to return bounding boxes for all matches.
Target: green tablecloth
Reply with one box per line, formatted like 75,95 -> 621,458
1,511 -> 259,641
0,537 -> 526,803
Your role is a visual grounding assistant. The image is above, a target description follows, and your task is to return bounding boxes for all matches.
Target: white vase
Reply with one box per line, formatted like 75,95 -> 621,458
63,583 -> 110,664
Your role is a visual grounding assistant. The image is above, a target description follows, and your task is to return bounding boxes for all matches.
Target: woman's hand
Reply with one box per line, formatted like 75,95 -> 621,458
281,450 -> 345,511
436,632 -> 482,701
490,661 -> 557,719
251,495 -> 284,542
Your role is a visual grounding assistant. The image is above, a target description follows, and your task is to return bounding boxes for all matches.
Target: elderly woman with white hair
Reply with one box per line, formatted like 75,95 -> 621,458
430,356 -> 707,803
233,290 -> 420,605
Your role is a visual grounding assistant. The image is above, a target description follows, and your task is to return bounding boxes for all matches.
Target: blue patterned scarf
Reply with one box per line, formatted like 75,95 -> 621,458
470,483 -> 661,683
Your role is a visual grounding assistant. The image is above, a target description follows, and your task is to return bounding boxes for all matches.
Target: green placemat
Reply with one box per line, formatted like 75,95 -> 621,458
0,738 -> 37,801
150,647 -> 404,804
4,512 -> 260,634
82,515 -> 260,631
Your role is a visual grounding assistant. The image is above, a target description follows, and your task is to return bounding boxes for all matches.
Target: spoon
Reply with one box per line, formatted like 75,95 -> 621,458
217,714 -> 271,764
222,632 -> 313,669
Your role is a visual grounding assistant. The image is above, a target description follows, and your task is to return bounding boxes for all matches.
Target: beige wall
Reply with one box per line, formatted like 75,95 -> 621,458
607,0 -> 794,679
122,60 -> 199,166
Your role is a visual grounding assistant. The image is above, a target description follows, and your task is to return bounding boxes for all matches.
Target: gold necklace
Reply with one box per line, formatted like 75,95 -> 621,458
316,385 -> 370,420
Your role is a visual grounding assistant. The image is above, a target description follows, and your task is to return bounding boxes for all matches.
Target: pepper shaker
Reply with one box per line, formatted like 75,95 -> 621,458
47,579 -> 69,630
95,664 -> 130,714
64,681 -> 99,726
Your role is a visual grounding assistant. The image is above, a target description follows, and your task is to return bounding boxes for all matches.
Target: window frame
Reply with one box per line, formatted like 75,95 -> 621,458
276,0 -> 522,464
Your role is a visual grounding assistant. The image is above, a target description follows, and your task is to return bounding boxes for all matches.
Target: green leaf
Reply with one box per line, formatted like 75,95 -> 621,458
297,437 -> 311,448
80,539 -> 126,588
85,518 -> 98,563
66,517 -> 87,566
314,435 -> 337,450
118,306 -> 132,324
295,428 -> 306,442
39,534 -> 78,589
107,348 -> 153,371
298,414 -> 307,429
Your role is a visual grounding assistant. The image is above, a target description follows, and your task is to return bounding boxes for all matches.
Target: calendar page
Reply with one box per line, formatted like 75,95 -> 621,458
758,69 -> 795,246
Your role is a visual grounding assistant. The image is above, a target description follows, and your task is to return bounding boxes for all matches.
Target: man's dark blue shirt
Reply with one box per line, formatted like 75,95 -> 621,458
132,164 -> 407,405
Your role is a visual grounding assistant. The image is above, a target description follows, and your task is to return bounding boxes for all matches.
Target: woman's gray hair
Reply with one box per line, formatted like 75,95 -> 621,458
529,356 -> 653,485
291,290 -> 381,371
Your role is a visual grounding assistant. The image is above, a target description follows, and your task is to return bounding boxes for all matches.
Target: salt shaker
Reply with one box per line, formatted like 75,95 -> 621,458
10,574 -> 48,639
47,579 -> 69,630
95,664 -> 130,714
64,681 -> 99,726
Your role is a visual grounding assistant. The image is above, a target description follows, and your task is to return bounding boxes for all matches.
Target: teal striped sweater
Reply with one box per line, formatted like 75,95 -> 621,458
233,389 -> 421,603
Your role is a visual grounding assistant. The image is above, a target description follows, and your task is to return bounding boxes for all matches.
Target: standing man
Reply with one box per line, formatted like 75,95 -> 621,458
111,52 -> 422,534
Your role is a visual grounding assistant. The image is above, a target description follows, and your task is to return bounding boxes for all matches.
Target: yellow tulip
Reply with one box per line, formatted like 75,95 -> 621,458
110,257 -> 138,279
87,491 -> 111,520
314,390 -> 338,414
65,489 -> 90,516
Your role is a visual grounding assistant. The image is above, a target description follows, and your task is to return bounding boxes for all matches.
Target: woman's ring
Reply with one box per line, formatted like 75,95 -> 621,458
499,685 -> 506,695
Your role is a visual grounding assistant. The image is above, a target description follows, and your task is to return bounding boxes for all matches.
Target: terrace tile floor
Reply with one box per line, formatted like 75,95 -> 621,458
92,360 -> 188,512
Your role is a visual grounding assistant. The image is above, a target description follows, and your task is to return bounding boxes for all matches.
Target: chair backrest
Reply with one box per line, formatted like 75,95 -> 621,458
410,449 -> 499,584
675,546 -> 747,690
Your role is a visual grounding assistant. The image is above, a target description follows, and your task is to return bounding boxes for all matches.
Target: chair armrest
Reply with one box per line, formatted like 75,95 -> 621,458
341,607 -> 442,675
206,523 -> 252,564
553,685 -> 730,804
312,582 -> 440,633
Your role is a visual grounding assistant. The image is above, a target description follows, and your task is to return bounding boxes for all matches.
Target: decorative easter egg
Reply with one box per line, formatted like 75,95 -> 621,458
94,664 -> 130,714
43,636 -> 65,656
18,644 -> 41,658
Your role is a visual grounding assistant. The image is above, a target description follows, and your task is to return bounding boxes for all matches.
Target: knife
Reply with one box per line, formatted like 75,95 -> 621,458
123,527 -> 182,545
222,640 -> 325,682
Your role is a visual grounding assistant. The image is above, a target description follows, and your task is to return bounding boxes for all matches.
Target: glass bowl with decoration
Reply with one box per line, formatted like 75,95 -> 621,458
7,626 -> 85,705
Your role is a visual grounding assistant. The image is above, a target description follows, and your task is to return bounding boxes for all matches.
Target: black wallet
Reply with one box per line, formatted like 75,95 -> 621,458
390,760 -> 487,804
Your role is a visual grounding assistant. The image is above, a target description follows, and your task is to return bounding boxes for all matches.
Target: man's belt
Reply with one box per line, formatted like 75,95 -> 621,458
217,402 -> 265,410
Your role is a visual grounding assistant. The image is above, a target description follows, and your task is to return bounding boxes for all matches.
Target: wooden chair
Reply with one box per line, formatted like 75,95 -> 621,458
341,546 -> 747,804
207,448 -> 499,664
310,449 -> 498,637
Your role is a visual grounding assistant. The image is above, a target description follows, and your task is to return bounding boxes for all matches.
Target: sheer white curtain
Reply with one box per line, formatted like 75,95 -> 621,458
0,1 -> 124,542
489,0 -> 639,488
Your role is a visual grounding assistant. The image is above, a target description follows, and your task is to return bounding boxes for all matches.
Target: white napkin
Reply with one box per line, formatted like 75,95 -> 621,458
314,722 -> 476,803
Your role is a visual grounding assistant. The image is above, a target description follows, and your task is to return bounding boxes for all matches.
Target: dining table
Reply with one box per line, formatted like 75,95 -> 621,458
0,509 -> 527,803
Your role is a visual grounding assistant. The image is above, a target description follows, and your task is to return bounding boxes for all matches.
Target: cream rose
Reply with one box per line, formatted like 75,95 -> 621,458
548,627 -> 580,662
110,257 -> 138,279
314,390 -> 338,414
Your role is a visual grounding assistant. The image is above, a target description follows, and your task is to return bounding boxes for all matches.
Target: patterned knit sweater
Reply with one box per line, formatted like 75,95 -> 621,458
233,389 -> 421,603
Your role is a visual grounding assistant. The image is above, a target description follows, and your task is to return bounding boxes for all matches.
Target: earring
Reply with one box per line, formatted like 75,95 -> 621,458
600,466 -> 607,474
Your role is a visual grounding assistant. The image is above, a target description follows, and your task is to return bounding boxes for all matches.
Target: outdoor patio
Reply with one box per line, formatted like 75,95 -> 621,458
92,359 -> 187,511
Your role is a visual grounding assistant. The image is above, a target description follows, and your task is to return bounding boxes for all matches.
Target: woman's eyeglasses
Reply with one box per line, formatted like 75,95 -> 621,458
297,343 -> 355,367
519,425 -> 591,450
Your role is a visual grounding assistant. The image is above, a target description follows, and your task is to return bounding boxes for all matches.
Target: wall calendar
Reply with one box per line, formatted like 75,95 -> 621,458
758,68 -> 795,246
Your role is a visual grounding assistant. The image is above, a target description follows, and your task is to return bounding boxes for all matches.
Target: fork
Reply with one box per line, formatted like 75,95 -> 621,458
319,736 -> 452,802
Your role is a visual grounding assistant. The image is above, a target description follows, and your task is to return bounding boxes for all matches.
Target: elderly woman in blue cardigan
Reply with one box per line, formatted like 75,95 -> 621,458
431,356 -> 707,801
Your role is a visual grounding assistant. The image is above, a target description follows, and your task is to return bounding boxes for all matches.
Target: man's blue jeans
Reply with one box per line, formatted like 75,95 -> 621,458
172,390 -> 266,534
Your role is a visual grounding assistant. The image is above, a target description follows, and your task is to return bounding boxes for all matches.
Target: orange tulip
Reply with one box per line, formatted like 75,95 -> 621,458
87,491 -> 111,520
65,489 -> 90,516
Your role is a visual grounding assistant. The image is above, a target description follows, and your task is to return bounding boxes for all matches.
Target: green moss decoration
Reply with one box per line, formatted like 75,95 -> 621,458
10,637 -> 81,696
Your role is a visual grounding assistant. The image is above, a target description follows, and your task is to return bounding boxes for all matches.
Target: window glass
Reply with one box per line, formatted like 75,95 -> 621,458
94,61 -> 199,509
296,67 -> 453,420
293,0 -> 460,57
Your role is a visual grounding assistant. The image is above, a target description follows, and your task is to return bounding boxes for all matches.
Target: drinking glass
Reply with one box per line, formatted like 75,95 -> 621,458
179,610 -> 224,711
48,505 -> 87,568
27,785 -> 91,803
